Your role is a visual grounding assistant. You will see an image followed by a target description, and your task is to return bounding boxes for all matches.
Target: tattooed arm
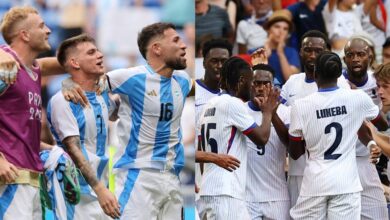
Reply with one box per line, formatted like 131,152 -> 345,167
62,136 -> 121,218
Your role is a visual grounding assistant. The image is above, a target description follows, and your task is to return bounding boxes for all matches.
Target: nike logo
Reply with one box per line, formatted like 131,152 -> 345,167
299,14 -> 308,19
195,104 -> 205,107
289,94 -> 296,97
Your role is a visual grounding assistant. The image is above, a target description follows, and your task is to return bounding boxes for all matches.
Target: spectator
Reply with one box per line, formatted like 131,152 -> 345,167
236,0 -> 272,54
383,38 -> 390,65
195,0 -> 234,43
263,10 -> 300,87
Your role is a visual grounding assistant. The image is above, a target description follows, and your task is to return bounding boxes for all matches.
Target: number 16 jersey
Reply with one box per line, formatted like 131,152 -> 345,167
198,93 -> 256,200
289,88 -> 379,196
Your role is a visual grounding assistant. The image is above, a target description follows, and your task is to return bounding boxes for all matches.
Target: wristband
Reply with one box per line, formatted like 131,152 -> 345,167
367,140 -> 377,149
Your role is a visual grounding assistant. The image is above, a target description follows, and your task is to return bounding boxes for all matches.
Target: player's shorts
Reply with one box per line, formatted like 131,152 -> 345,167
290,192 -> 360,220
356,156 -> 388,220
287,175 -> 303,208
68,194 -> 111,220
197,195 -> 250,220
246,200 -> 290,220
0,184 -> 41,219
115,168 -> 182,220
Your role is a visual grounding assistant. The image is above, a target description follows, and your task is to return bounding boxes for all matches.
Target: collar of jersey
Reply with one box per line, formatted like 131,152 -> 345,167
318,86 -> 339,92
248,101 -> 261,111
144,64 -> 170,80
196,79 -> 220,94
304,76 -> 315,83
342,69 -> 368,87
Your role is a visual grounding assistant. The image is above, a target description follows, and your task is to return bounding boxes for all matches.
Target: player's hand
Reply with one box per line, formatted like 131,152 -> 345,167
94,183 -> 121,219
251,48 -> 268,66
0,49 -> 19,85
369,144 -> 381,164
62,77 -> 90,107
255,85 -> 280,114
0,152 -> 19,183
214,154 -> 241,172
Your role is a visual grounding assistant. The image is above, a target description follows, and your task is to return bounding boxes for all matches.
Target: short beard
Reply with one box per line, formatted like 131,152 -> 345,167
166,58 -> 186,70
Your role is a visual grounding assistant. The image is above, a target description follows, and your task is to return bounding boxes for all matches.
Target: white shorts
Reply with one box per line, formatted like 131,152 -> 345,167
290,192 -> 361,220
356,157 -> 389,220
287,175 -> 303,208
115,168 -> 182,220
197,195 -> 250,220
0,184 -> 41,219
68,194 -> 111,220
246,200 -> 290,220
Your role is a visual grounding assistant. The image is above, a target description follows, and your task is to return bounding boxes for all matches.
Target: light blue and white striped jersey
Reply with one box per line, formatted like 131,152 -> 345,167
107,65 -> 192,175
47,90 -> 112,196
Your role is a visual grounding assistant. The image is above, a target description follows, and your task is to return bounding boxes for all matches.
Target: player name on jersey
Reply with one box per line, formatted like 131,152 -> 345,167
204,107 -> 216,117
316,105 -> 347,119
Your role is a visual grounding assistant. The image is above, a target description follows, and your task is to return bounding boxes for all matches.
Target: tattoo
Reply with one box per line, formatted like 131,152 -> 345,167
63,136 -> 99,188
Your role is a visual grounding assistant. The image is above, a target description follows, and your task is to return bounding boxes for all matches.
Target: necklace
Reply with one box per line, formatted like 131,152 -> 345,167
22,64 -> 38,81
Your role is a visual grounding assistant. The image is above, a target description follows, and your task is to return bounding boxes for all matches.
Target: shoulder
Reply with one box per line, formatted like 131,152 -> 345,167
285,72 -> 305,84
108,66 -> 148,79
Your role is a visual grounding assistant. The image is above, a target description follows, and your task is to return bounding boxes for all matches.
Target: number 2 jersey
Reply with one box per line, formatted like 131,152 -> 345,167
107,65 -> 192,175
289,87 -> 379,196
198,93 -> 256,200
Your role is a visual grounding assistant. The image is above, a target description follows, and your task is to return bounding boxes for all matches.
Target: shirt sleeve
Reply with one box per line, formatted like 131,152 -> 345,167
277,104 -> 291,126
173,70 -> 192,97
288,102 -> 303,139
47,94 -> 80,141
280,80 -> 290,105
228,98 -> 256,134
359,90 -> 380,121
236,20 -> 247,44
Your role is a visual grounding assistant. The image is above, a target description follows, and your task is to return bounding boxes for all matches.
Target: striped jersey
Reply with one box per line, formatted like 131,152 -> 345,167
47,90 -> 112,196
194,79 -> 220,189
198,93 -> 256,200
342,70 -> 381,157
107,65 -> 192,175
280,72 -> 350,176
245,102 -> 290,202
289,87 -> 379,196
195,79 -> 220,125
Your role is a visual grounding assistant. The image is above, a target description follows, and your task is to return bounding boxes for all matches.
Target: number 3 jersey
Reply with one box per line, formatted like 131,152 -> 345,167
198,93 -> 256,200
107,65 -> 192,175
289,88 -> 379,196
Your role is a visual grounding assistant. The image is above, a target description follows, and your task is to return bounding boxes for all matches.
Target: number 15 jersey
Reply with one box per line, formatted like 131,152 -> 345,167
289,87 -> 379,196
198,93 -> 256,200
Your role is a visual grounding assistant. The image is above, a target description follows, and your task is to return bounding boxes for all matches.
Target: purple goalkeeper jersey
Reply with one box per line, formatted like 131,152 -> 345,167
0,45 -> 43,172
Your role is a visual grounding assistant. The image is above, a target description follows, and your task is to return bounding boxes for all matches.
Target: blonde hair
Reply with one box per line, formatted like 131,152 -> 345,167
0,6 -> 38,44
374,63 -> 390,84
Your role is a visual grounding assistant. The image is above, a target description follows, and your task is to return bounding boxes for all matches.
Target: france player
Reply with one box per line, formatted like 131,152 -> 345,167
280,30 -> 350,207
47,34 -> 120,219
106,22 -> 193,219
343,37 -> 389,219
197,57 -> 279,220
289,51 -> 380,219
245,63 -> 290,220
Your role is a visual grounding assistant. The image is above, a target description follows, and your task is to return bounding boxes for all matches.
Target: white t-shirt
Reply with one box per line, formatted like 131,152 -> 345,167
322,3 -> 367,40
198,93 -> 256,200
236,14 -> 269,53
289,88 -> 379,196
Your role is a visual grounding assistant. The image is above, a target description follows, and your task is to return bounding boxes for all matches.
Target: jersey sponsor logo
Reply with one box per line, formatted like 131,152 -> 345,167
147,89 -> 158,96
316,105 -> 347,119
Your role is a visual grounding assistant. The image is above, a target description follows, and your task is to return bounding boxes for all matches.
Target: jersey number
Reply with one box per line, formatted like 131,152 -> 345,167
159,103 -> 173,121
324,122 -> 342,160
200,123 -> 218,153
257,145 -> 265,156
